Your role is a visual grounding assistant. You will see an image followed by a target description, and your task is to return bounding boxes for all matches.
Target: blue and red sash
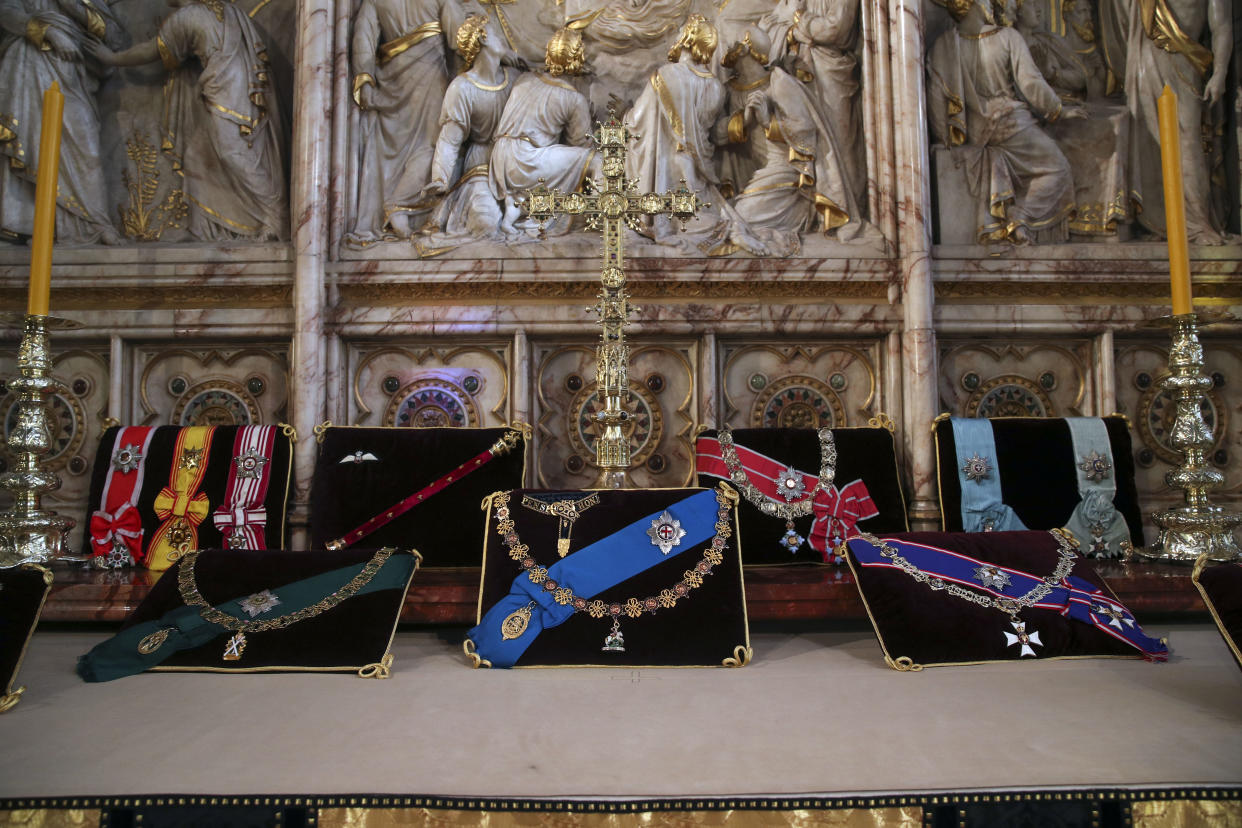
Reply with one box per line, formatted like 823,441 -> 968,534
696,436 -> 877,562
468,489 -> 719,668
848,534 -> 1168,661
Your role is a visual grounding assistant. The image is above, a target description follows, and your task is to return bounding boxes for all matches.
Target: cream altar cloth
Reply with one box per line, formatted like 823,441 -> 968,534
2,625 -> 1241,799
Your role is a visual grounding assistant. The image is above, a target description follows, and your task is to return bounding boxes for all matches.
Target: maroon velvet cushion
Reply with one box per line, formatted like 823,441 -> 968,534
1194,561 -> 1242,674
845,531 -> 1165,669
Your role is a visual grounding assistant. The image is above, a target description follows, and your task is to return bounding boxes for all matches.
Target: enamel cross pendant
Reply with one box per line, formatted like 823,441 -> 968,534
223,632 -> 247,661
1003,619 -> 1042,657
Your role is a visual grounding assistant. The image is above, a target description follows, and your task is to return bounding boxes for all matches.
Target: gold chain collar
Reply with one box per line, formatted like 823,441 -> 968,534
717,426 -> 837,521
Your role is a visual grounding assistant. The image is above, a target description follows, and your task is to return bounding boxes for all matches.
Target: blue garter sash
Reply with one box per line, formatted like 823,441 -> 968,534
848,534 -> 1168,660
950,418 -> 1027,532
468,489 -> 719,668
1063,418 -> 1131,559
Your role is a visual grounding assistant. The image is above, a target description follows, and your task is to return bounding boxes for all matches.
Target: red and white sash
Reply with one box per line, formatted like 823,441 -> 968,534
211,426 -> 278,550
90,426 -> 157,567
697,436 -> 879,562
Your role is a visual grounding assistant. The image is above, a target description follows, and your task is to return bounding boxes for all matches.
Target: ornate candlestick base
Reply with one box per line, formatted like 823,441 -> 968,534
1139,312 -> 1241,565
0,313 -> 79,568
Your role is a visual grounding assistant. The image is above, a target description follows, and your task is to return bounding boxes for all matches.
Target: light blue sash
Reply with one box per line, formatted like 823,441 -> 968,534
1063,418 -> 1130,558
950,418 -> 1027,532
467,489 -> 720,667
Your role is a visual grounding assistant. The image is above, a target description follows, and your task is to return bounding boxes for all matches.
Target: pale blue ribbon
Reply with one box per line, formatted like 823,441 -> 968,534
950,418 -> 1027,533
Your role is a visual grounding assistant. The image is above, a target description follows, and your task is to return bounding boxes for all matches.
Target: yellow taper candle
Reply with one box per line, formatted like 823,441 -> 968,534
28,81 -> 64,318
1157,85 -> 1192,316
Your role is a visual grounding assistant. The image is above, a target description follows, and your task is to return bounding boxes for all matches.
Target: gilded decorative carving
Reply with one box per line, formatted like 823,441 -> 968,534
0,287 -> 292,312
349,344 -> 509,426
535,343 -> 693,489
137,347 -> 289,426
934,281 -> 1242,301
939,342 -> 1087,418
118,133 -> 188,242
721,343 -> 880,427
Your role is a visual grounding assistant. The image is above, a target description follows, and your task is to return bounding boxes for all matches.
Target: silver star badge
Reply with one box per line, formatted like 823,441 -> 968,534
112,443 -> 144,473
973,564 -> 1012,592
239,589 -> 282,618
1003,620 -> 1042,657
647,510 -> 686,555
1078,450 -> 1112,482
774,465 -> 807,501
234,448 -> 270,480
962,454 -> 992,483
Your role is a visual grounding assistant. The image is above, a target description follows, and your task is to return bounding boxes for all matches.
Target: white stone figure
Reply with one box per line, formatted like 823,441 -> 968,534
624,14 -> 767,255
1098,0 -> 1232,243
487,26 -> 599,237
927,0 -> 1083,246
417,14 -> 514,248
758,0 -> 866,213
725,29 -> 865,254
0,0 -> 127,244
350,0 -> 464,241
91,0 -> 288,241
1016,0 -> 1132,238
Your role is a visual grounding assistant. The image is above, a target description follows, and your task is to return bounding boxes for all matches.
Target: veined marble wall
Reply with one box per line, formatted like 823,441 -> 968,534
0,0 -> 1239,550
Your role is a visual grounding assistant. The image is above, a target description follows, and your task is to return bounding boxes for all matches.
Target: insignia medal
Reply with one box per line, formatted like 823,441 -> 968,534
972,564 -> 1012,592
223,632 -> 247,661
137,628 -> 171,655
1078,451 -> 1112,482
112,444 -> 144,473
339,451 -> 380,464
961,454 -> 992,482
780,527 -> 804,553
239,589 -> 281,618
1092,602 -> 1132,630
647,510 -> 685,555
521,493 -> 601,558
602,619 -> 625,652
775,465 -> 806,501
501,604 -> 533,640
233,448 -> 270,480
1003,619 -> 1042,657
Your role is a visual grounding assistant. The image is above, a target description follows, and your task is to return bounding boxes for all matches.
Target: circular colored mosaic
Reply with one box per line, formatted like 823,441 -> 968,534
385,377 -> 480,428
567,380 -> 663,471
1,389 -> 86,472
750,375 -> 845,429
1137,380 -> 1226,465
966,375 -> 1053,418
173,380 -> 261,426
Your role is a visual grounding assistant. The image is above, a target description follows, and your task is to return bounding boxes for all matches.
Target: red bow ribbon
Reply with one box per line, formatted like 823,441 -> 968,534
89,503 -> 144,562
809,479 -> 878,563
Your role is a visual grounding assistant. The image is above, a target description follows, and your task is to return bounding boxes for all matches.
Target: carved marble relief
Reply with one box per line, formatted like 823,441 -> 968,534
719,342 -> 884,427
0,0 -> 293,245
1114,338 -> 1240,509
135,345 -> 289,425
926,0 -> 1236,248
534,341 -> 694,488
344,0 -> 886,257
0,346 -> 109,550
937,341 -> 1091,416
346,343 -> 510,426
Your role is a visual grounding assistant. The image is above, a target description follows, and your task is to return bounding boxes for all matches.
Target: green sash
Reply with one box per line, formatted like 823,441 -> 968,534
76,552 -> 416,682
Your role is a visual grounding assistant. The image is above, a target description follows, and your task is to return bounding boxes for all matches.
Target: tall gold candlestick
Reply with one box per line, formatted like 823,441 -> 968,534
27,83 -> 63,318
1157,85 -> 1192,316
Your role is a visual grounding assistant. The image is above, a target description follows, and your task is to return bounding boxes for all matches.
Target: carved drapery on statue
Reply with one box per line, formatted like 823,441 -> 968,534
157,0 -> 287,241
0,0 -> 128,243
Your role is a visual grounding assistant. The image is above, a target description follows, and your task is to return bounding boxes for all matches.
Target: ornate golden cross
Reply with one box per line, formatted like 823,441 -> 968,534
524,111 -> 704,487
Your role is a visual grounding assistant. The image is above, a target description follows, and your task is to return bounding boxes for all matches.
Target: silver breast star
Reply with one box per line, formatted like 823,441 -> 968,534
962,454 -> 992,483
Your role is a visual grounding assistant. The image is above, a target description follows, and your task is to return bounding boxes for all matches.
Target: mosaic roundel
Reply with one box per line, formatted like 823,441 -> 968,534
1,389 -> 86,472
965,375 -> 1054,418
173,380 -> 261,426
568,380 -> 663,469
1137,381 -> 1226,465
750,375 -> 845,429
385,378 -> 480,428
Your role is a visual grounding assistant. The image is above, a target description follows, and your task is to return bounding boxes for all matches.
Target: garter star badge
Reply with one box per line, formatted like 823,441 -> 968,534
775,465 -> 807,501
972,564 -> 1012,592
1003,620 -> 1042,657
961,454 -> 992,483
1078,451 -> 1112,482
239,589 -> 281,618
112,443 -> 144,473
647,510 -> 686,555
233,448 -> 270,480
